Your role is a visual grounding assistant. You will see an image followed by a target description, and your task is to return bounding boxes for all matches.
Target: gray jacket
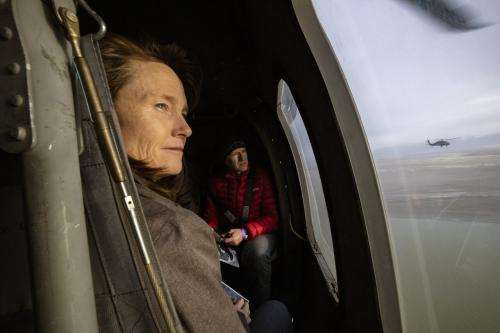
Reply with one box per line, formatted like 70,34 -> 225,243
136,181 -> 246,333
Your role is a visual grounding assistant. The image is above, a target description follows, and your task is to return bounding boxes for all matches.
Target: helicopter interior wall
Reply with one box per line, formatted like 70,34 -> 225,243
0,152 -> 33,331
77,0 -> 383,332
235,2 -> 383,331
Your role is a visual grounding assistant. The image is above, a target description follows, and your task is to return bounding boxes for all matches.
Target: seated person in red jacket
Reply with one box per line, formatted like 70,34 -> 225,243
204,140 -> 279,308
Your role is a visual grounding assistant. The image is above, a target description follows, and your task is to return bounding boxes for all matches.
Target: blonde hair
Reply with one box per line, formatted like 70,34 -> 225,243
99,33 -> 201,108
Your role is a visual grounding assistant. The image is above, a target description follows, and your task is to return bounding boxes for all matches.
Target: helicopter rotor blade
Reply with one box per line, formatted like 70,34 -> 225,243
399,0 -> 492,31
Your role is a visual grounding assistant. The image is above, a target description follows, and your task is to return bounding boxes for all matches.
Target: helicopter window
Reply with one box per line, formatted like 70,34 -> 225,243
276,80 -> 338,301
312,0 -> 500,331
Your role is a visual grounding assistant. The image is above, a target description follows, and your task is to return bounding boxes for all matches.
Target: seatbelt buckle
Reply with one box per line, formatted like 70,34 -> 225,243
224,210 -> 237,223
242,206 -> 250,220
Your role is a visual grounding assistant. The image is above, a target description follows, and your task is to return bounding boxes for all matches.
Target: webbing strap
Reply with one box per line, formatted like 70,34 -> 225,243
210,169 -> 255,228
241,169 -> 255,223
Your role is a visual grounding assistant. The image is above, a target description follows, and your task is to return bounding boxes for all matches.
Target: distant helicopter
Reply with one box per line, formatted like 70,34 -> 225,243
427,138 -> 459,147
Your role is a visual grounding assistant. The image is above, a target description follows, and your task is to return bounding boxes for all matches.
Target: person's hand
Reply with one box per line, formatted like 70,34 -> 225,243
233,298 -> 251,324
223,228 -> 244,246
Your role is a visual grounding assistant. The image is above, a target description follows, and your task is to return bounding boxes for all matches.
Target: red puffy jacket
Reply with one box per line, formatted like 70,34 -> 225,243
204,167 -> 279,239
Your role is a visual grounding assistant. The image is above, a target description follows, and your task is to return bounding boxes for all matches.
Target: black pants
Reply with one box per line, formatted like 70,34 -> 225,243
239,300 -> 293,333
240,234 -> 276,308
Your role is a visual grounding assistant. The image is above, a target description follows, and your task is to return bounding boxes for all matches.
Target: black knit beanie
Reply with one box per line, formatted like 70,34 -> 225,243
223,140 -> 246,158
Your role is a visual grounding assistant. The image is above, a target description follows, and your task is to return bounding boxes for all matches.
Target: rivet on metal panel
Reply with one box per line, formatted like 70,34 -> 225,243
7,62 -> 21,75
9,95 -> 24,107
10,126 -> 27,141
0,27 -> 13,40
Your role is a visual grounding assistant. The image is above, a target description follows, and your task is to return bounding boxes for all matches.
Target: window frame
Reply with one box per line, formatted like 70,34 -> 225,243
277,79 -> 339,302
291,1 -> 402,331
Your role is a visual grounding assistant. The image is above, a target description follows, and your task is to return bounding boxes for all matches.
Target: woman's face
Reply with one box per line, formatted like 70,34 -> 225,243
114,60 -> 192,177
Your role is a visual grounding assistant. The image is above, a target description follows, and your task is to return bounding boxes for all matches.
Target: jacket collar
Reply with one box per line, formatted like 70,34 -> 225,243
224,169 -> 249,180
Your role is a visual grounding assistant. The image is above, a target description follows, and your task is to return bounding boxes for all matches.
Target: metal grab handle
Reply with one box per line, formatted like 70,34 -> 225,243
57,7 -> 180,333
75,0 -> 107,40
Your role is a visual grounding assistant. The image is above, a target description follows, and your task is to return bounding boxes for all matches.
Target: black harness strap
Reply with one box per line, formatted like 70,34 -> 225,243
207,188 -> 236,227
241,168 -> 255,224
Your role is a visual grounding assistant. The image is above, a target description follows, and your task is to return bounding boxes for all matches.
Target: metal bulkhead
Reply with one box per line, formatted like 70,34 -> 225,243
4,0 -> 99,331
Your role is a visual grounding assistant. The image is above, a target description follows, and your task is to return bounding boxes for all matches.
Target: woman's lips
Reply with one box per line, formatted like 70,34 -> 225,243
163,147 -> 184,152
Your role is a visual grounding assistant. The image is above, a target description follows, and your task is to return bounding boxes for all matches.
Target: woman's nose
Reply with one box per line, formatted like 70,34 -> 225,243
174,113 -> 192,138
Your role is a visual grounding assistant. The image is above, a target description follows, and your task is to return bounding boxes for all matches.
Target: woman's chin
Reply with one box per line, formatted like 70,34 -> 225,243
157,152 -> 183,174
159,163 -> 182,177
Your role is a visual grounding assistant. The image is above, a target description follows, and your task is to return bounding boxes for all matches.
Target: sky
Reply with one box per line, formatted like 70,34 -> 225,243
311,0 -> 500,150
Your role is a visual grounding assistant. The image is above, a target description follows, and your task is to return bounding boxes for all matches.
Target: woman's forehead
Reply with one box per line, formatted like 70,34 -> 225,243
127,61 -> 187,103
130,61 -> 182,89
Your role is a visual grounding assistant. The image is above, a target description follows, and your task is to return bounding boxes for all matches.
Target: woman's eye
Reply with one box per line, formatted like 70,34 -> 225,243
155,103 -> 169,111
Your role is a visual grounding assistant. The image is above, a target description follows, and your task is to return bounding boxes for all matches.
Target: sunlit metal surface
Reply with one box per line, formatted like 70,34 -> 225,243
13,0 -> 99,330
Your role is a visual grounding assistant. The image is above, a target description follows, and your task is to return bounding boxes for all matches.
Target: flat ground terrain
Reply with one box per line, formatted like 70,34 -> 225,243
376,149 -> 500,223
373,149 -> 500,333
